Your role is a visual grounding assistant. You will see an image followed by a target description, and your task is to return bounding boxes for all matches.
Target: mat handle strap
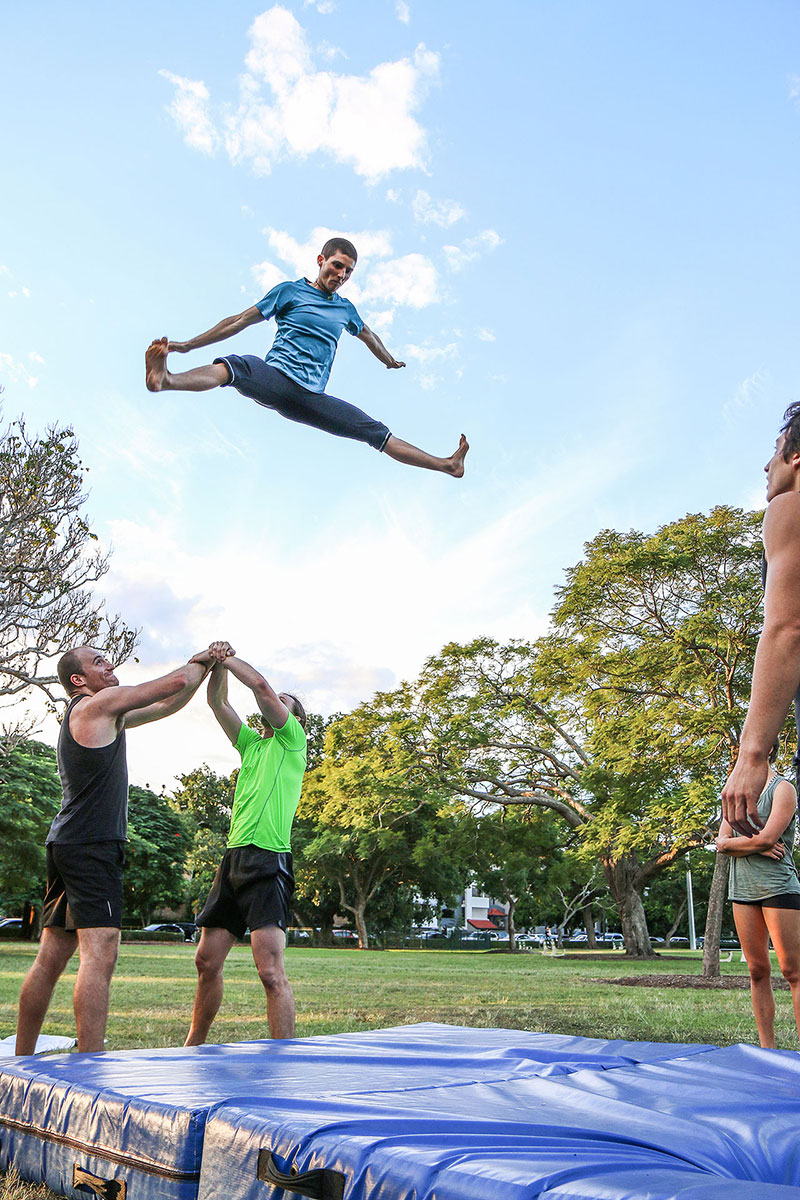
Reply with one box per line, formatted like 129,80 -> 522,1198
73,1164 -> 127,1199
257,1149 -> 344,1199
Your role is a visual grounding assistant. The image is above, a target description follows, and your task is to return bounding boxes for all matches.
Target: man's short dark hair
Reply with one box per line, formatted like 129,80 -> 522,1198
57,648 -> 86,695
283,693 -> 308,730
780,402 -> 800,460
320,237 -> 357,263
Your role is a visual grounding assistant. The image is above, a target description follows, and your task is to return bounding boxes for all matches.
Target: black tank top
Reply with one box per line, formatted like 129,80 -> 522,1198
47,696 -> 129,844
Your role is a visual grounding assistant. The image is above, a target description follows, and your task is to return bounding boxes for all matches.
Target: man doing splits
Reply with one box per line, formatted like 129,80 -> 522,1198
145,237 -> 468,478
16,645 -> 216,1054
185,645 -> 307,1044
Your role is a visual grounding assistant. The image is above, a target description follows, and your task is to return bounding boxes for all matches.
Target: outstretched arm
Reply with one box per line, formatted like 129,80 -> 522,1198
207,662 -> 243,745
722,494 -> 800,835
125,653 -> 214,728
168,306 -> 265,354
356,325 -> 405,369
221,655 -> 289,730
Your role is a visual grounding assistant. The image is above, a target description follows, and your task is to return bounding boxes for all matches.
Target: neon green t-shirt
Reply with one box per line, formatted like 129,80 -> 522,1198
227,714 -> 307,852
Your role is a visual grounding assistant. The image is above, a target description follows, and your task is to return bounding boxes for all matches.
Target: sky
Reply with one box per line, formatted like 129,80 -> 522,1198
3,0 -> 800,790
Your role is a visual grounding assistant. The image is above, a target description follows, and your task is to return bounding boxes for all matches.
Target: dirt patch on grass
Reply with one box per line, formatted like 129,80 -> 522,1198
602,974 -> 790,991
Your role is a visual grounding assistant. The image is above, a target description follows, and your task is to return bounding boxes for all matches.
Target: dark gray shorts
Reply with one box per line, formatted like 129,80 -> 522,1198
215,356 -> 391,452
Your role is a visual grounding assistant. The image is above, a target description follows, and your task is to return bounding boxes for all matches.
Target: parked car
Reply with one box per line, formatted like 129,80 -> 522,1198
0,918 -> 23,938
143,923 -> 187,939
333,929 -> 359,941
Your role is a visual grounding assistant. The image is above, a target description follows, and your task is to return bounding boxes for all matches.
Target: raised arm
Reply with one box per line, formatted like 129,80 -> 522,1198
207,662 -> 243,746
124,653 -> 216,728
722,493 -> 800,834
356,325 -> 405,369
221,655 -> 289,730
168,306 -> 265,354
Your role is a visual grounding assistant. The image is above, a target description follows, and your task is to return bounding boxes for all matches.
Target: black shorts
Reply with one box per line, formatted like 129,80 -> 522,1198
215,356 -> 391,452
41,841 -> 126,930
733,893 -> 800,910
196,845 -> 295,939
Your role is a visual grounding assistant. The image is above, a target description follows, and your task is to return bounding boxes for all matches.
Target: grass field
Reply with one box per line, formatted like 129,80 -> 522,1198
1,940 -> 796,1050
1,942 -> 797,1199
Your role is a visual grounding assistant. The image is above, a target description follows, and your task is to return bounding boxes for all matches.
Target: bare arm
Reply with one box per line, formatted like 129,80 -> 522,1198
721,494 -> 800,834
207,663 -> 243,746
125,660 -> 212,728
222,655 -> 289,730
716,780 -> 795,858
168,306 -> 265,354
356,325 -> 405,369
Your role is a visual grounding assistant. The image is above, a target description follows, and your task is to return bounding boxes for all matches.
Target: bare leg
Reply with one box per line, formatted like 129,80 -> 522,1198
763,906 -> 800,1045
733,902 -> 775,1047
73,928 -> 120,1052
16,927 -> 77,1054
185,927 -> 236,1046
383,433 -> 469,477
250,926 -> 295,1038
145,338 -> 231,393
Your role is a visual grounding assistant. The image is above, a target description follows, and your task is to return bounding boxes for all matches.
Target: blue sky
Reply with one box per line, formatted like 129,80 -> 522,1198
3,1 -> 800,788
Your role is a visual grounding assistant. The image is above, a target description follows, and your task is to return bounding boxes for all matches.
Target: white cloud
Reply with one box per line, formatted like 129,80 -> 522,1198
413,189 -> 464,227
161,6 -> 439,180
251,225 -> 439,316
158,71 -> 220,154
395,1 -> 411,23
443,229 -> 502,272
477,328 -> 495,342
723,369 -> 771,423
404,340 -> 458,389
304,0 -> 337,12
0,351 -> 40,388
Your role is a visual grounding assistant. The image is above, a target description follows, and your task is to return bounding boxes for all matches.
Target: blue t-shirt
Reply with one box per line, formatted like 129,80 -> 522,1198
257,278 -> 364,393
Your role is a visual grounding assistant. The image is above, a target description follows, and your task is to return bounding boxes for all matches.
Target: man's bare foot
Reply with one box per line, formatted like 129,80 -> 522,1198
145,337 -> 169,392
445,434 -> 469,478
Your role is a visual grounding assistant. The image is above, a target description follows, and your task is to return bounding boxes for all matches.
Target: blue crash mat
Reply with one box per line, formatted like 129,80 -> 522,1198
1,1023 -> 797,1200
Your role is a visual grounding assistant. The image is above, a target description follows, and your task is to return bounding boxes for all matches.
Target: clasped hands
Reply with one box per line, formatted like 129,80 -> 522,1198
190,641 -> 236,668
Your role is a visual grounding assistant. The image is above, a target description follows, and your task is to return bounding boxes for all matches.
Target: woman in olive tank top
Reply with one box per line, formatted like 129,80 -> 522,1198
716,749 -> 800,1048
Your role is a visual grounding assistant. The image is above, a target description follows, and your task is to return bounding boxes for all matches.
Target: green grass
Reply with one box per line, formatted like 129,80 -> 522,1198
1,940 -> 797,1051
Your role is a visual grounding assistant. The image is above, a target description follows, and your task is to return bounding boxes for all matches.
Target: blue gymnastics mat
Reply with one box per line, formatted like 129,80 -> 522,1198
1,1023 -> 798,1199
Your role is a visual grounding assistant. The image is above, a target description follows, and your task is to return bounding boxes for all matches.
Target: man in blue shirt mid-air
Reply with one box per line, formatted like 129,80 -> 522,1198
145,237 -> 468,478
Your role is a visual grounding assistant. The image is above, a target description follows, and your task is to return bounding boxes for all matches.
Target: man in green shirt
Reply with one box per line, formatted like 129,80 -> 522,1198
185,644 -> 307,1044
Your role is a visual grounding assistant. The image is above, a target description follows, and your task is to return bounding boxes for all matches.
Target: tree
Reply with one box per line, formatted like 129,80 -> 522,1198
124,786 -> 190,924
171,765 -> 234,913
297,704 -> 465,948
0,409 -> 136,739
384,507 -> 767,960
458,808 -> 566,949
0,739 -> 61,916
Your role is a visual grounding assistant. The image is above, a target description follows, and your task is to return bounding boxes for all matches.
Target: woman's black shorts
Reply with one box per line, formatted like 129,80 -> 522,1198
732,893 -> 800,910
215,356 -> 391,452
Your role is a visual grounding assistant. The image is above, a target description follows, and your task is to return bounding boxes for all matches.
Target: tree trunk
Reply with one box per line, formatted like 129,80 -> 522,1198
582,904 -> 597,948
605,856 -> 655,958
354,902 -> 369,950
507,897 -> 517,951
701,850 -> 728,980
662,897 -> 687,949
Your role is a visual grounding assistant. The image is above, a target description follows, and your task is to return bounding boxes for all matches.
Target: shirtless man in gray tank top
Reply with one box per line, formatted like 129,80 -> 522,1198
15,642 -> 227,1054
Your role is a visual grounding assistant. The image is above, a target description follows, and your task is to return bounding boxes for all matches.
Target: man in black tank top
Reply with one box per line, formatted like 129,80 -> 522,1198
15,641 -> 226,1054
723,402 -> 800,837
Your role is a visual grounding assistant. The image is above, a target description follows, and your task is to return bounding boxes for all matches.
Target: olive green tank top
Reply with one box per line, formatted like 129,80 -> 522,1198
728,774 -> 800,901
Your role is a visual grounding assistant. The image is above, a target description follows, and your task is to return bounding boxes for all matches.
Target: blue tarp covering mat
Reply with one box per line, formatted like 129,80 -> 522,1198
0,1023 -> 798,1199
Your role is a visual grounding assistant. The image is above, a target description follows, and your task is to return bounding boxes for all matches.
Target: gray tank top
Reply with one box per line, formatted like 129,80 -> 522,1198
728,774 -> 800,901
47,696 -> 128,845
